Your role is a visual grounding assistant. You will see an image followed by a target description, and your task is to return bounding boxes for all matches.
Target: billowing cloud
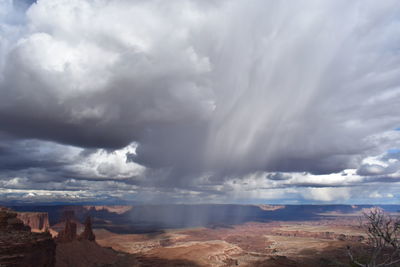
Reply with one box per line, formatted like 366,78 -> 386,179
1,0 -> 400,203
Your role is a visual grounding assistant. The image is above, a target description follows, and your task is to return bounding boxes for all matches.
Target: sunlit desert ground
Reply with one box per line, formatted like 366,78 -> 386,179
95,218 -> 364,266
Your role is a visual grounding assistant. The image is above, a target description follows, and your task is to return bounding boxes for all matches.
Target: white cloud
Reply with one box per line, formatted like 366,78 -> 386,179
369,192 -> 395,199
67,143 -> 145,179
303,187 -> 351,202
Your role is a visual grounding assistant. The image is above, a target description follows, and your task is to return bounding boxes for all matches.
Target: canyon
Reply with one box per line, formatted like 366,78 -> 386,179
1,204 -> 398,266
0,207 -> 56,267
17,212 -> 50,232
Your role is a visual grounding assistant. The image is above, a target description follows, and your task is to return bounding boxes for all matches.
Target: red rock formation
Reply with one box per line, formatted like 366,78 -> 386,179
82,205 -> 133,214
0,207 -> 56,267
17,212 -> 50,232
78,216 -> 95,241
56,219 -> 77,243
0,207 -> 30,232
51,220 -> 83,236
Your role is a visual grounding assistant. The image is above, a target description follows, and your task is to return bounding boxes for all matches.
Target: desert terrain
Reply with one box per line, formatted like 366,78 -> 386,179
94,219 -> 364,266
2,204 -> 399,266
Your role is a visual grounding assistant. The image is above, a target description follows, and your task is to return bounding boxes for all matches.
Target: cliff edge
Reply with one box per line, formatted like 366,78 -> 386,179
0,207 -> 56,267
17,212 -> 50,232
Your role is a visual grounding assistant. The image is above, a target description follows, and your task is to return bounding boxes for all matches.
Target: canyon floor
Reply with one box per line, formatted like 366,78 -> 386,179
94,218 -> 363,266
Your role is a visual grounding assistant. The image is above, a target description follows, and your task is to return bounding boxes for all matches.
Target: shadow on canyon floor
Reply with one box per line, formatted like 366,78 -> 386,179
55,239 -> 201,267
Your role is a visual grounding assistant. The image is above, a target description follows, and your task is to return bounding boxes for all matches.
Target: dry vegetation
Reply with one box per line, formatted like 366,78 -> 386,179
347,208 -> 400,267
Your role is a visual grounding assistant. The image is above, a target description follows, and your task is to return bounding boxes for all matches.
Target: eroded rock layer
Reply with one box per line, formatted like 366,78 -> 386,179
17,212 -> 50,232
0,207 -> 56,267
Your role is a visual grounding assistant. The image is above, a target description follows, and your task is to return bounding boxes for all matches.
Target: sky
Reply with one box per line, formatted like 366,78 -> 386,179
0,0 -> 400,204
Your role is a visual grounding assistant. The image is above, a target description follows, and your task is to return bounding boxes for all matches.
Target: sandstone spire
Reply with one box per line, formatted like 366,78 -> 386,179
79,216 -> 96,241
56,218 -> 77,243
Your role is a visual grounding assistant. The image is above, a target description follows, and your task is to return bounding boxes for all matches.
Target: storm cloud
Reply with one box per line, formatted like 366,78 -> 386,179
1,0 -> 400,203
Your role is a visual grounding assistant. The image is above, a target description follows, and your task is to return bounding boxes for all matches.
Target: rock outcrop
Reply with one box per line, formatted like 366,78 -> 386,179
17,212 -> 50,232
0,207 -> 56,267
78,216 -> 95,241
56,219 -> 77,243
56,214 -> 95,243
82,205 -> 133,214
54,210 -> 78,241
0,208 -> 30,232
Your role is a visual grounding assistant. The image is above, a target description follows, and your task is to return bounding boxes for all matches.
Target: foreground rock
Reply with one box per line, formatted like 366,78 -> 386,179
0,207 -> 56,267
56,240 -> 138,267
54,213 -> 138,266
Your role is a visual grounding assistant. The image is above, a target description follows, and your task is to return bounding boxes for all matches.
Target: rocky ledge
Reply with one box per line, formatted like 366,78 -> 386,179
0,207 -> 56,267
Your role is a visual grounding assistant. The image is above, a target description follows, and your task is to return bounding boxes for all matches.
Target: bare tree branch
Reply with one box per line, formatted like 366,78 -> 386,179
348,207 -> 400,267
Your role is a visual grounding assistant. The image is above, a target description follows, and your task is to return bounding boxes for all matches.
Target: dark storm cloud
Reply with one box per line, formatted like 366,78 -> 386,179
266,173 -> 291,181
0,137 -> 146,202
357,164 -> 391,176
1,0 -> 400,203
0,137 -> 65,171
